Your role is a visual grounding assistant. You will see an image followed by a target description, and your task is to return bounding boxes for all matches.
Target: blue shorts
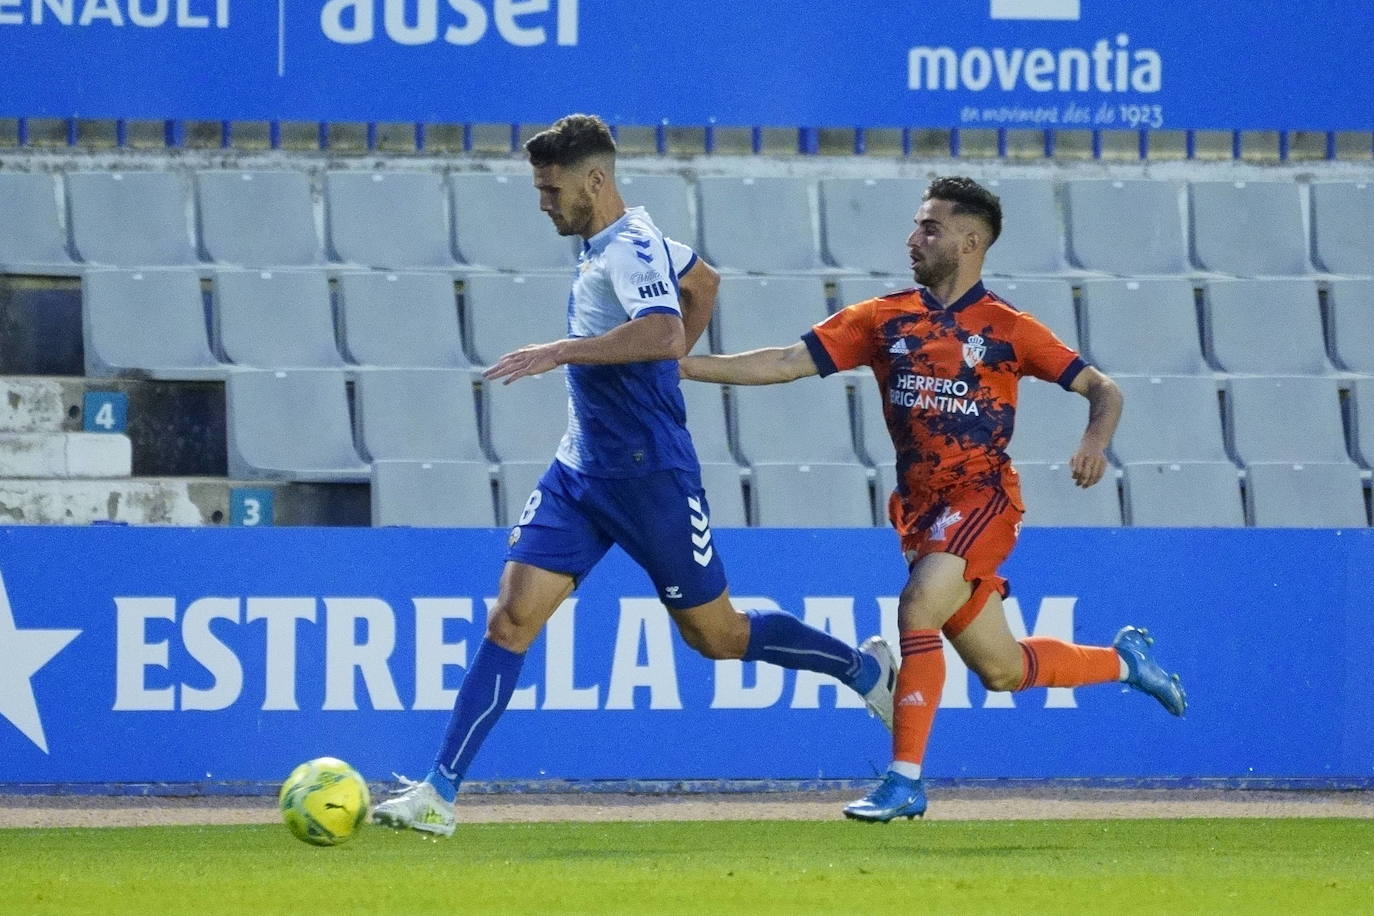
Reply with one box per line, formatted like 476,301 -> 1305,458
506,460 -> 728,610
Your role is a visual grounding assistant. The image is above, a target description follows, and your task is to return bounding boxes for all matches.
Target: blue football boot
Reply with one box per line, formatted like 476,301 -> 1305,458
1113,626 -> 1188,717
843,771 -> 927,823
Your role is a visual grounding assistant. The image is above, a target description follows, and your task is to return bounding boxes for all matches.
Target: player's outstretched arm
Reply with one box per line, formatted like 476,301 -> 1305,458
678,258 -> 719,354
483,313 -> 687,384
680,341 -> 820,386
1067,366 -> 1123,488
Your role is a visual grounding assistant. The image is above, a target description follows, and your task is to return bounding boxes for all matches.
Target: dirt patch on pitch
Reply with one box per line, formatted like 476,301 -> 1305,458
2,788 -> 1372,829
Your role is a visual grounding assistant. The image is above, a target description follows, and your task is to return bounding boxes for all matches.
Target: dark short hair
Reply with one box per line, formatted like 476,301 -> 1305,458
924,176 -> 1002,245
524,114 -> 617,168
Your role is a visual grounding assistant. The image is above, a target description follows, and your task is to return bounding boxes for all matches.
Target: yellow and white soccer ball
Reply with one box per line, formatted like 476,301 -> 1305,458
278,757 -> 371,847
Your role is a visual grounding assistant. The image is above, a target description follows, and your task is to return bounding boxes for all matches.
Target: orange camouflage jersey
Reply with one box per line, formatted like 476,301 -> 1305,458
802,281 -> 1085,532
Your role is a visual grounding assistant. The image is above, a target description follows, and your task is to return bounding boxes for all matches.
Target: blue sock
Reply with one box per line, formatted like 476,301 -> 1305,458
426,639 -> 525,801
742,609 -> 877,693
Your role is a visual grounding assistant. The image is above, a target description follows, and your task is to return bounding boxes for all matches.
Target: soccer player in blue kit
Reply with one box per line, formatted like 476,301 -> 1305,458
373,114 -> 896,836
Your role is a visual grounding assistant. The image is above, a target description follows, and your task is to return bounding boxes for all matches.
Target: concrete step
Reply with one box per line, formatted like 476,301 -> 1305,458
0,432 -> 131,477
0,376 -> 77,432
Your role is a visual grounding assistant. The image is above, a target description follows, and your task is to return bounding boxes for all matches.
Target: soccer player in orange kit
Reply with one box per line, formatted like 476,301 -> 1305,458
680,176 -> 1186,821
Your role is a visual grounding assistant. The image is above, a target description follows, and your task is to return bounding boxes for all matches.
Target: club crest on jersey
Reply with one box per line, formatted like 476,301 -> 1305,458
962,334 -> 987,368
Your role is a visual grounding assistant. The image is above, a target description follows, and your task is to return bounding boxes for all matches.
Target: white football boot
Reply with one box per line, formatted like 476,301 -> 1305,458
371,775 -> 456,837
858,636 -> 898,731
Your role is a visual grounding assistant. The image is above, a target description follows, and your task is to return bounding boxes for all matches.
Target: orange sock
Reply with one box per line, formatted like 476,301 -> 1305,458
894,630 -> 945,768
1015,637 -> 1121,690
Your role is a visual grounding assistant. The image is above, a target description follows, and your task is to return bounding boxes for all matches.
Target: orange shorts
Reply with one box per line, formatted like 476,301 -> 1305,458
890,485 -> 1024,639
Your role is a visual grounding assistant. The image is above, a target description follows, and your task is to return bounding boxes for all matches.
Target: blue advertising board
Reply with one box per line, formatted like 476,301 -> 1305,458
1,1 -> 1370,130
1,525 -> 1371,787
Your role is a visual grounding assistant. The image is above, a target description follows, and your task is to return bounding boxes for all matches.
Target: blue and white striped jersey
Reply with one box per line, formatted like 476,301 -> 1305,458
554,206 -> 700,477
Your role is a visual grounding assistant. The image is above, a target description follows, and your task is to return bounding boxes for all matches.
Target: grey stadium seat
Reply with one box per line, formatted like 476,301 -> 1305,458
355,368 -> 482,462
680,382 -> 735,465
1310,181 -> 1372,276
751,462 -> 875,527
1065,180 -> 1189,276
1226,376 -> 1351,465
1203,279 -> 1331,375
731,378 -> 859,464
484,370 -> 567,524
1015,461 -> 1122,527
67,171 -> 198,267
1123,462 -> 1245,527
833,276 -> 912,310
698,461 -> 748,528
698,176 -> 822,273
1190,180 -> 1311,276
1327,278 -> 1374,374
1110,375 -> 1229,464
1350,377 -> 1374,468
464,273 -> 571,366
994,279 -> 1078,351
980,178 -> 1072,277
449,173 -> 577,271
226,369 -> 368,481
0,172 -> 81,275
1079,279 -> 1209,375
326,171 -> 457,269
820,177 -> 926,276
1007,377 -> 1086,465
339,272 -> 469,369
715,276 -> 829,354
371,459 -> 497,527
618,174 -> 696,249
83,269 -> 224,380
1245,462 -> 1368,528
214,269 -> 344,369
855,375 -> 893,468
196,171 -> 325,268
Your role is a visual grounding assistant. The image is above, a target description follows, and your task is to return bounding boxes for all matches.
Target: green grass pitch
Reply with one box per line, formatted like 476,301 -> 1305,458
2,819 -> 1370,914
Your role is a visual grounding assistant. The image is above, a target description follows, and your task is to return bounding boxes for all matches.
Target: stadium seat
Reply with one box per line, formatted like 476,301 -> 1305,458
731,378 -> 859,464
750,462 -> 874,527
1190,180 -> 1311,276
325,171 -> 457,269
1109,375 -> 1230,464
449,173 -> 577,271
618,173 -> 696,250
464,273 -> 572,366
338,272 -> 470,369
1122,462 -> 1245,527
715,276 -> 829,353
1015,461 -> 1122,527
1203,279 -> 1332,375
819,177 -> 926,276
226,369 -> 368,481
66,171 -> 199,267
995,279 -> 1078,350
1007,377 -> 1087,464
873,461 -> 898,523
213,269 -> 344,369
1245,462 -> 1368,527
1310,181 -> 1372,276
1079,279 -> 1210,376
1225,375 -> 1351,465
1326,278 -> 1374,374
980,178 -> 1074,277
82,269 -> 224,380
854,375 -> 893,468
484,369 -> 566,524
698,461 -> 748,528
371,459 -> 497,527
1350,376 -> 1374,468
697,176 -> 822,273
196,171 -> 325,268
0,172 -> 81,275
355,368 -> 482,462
1064,179 -> 1189,275
833,276 -> 912,310
679,381 -> 735,465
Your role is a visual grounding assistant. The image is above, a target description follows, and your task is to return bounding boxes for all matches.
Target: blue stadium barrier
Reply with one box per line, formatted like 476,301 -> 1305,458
1,526 -> 1370,788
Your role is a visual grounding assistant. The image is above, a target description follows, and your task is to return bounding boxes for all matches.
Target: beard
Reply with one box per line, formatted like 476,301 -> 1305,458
550,193 -> 595,237
912,252 -> 956,288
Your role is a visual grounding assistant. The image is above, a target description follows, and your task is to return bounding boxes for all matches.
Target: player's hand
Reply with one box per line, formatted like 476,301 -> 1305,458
1068,446 -> 1108,488
483,342 -> 563,385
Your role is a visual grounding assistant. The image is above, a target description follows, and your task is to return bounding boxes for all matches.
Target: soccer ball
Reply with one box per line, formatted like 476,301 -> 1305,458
278,757 -> 371,847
